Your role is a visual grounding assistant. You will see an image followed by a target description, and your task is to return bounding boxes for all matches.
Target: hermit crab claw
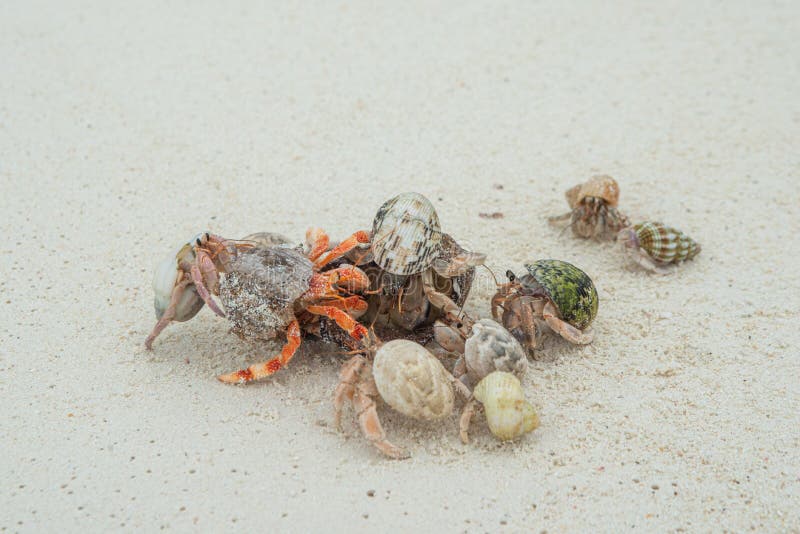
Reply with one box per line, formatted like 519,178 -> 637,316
432,251 -> 487,278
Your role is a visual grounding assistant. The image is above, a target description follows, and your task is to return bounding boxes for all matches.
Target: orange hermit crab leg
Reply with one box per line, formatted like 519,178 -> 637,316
306,227 -> 331,262
314,231 -> 370,270
306,305 -> 368,341
323,296 -> 369,314
217,320 -> 302,384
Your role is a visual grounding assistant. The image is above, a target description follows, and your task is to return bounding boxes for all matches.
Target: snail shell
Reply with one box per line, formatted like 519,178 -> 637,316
463,319 -> 527,384
521,259 -> 598,330
373,340 -> 455,420
153,242 -> 204,322
626,222 -> 701,264
371,192 -> 443,276
566,174 -> 620,208
473,371 -> 539,441
219,247 -> 313,341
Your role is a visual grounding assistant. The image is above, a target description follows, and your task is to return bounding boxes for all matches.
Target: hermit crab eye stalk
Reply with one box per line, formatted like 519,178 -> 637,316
505,270 -> 516,282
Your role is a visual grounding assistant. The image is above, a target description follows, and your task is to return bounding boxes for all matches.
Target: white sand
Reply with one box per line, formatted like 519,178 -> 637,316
2,1 -> 799,531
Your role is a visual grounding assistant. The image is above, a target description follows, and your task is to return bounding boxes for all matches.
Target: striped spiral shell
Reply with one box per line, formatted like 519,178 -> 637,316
632,222 -> 700,264
371,192 -> 442,275
565,174 -> 620,208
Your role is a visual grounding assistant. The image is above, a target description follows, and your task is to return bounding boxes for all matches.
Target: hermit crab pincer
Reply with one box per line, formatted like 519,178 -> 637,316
216,227 -> 373,384
334,339 -> 470,459
492,259 -> 598,353
145,233 -> 252,349
617,221 -> 701,274
548,174 -> 630,239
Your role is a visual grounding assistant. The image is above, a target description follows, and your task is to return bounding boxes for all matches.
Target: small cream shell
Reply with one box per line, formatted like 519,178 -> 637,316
373,340 -> 455,420
473,372 -> 539,441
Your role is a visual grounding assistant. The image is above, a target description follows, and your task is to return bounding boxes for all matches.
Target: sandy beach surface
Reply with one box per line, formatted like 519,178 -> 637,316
2,1 -> 799,531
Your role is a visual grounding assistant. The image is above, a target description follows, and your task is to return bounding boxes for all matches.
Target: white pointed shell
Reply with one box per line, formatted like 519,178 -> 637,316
474,372 -> 539,441
373,340 -> 454,420
464,319 -> 527,384
371,192 -> 442,275
153,243 -> 204,322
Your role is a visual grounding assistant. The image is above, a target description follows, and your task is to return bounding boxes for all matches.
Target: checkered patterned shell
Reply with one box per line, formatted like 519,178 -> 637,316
633,222 -> 700,264
371,192 -> 443,275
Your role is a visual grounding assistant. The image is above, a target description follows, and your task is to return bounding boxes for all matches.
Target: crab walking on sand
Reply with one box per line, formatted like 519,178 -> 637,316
215,227 -> 374,384
145,233 -> 253,349
459,371 -> 540,443
334,339 -> 471,459
328,192 -> 485,347
548,174 -> 630,239
492,259 -> 598,354
617,221 -> 701,274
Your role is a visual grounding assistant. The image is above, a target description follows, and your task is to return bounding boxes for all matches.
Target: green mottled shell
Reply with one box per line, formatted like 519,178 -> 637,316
634,222 -> 700,264
521,260 -> 598,330
371,192 -> 442,275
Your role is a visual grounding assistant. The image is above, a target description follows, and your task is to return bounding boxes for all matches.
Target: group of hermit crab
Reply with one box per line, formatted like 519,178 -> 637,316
144,177 -> 700,459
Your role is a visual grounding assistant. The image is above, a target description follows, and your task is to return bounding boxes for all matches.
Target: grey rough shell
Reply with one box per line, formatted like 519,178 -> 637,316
219,247 -> 313,341
371,192 -> 442,275
464,319 -> 528,385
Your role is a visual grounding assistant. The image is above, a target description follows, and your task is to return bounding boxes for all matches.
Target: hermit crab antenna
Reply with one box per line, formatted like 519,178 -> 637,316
480,264 -> 500,286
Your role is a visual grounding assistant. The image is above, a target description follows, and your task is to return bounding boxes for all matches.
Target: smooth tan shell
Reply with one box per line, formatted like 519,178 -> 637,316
566,175 -> 620,208
373,340 -> 455,420
464,319 -> 528,384
474,372 -> 539,441
371,192 -> 443,275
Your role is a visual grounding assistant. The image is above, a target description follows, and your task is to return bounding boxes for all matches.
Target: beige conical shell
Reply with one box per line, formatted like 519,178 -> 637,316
474,372 -> 539,441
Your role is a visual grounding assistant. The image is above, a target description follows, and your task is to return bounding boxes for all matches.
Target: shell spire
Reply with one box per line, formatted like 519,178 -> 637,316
631,222 -> 700,264
371,192 -> 443,275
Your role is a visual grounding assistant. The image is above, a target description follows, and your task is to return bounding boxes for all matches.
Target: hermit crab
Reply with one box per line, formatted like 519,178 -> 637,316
355,192 -> 486,344
453,319 -> 528,388
548,174 -> 630,239
145,233 -> 252,350
334,339 -> 470,459
617,222 -> 701,274
459,371 -> 540,443
216,227 -> 374,384
492,259 -> 598,353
